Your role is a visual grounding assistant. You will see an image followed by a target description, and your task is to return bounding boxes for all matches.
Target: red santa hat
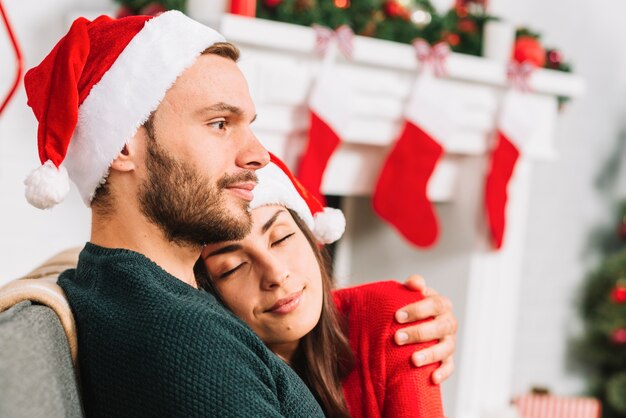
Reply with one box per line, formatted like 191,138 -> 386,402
250,153 -> 345,244
23,11 -> 225,209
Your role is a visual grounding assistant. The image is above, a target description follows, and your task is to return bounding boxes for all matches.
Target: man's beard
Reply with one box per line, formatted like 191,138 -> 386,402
138,138 -> 254,247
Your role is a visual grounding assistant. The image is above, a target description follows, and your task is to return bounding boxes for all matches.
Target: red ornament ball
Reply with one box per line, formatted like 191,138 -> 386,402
458,19 -> 477,33
263,0 -> 283,8
384,1 -> 409,19
513,36 -> 546,67
547,49 -> 562,65
140,2 -> 167,16
611,283 -> 626,304
443,32 -> 460,47
454,4 -> 468,18
611,328 -> 626,345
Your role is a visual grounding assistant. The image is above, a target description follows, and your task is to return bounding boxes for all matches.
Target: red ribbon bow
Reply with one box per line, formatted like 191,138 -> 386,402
312,24 -> 354,59
412,39 -> 450,77
507,61 -> 535,92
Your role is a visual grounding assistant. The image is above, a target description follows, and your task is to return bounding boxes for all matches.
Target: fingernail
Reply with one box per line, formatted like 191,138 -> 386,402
396,311 -> 409,323
396,332 -> 408,343
414,353 -> 425,366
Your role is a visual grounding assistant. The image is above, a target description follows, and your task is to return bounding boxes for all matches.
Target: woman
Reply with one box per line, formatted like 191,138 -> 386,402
196,154 -> 445,417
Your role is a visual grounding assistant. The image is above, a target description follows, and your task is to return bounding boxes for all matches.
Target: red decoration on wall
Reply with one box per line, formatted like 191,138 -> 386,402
230,0 -> 256,17
513,36 -> 546,67
611,283 -> 626,304
610,328 -> 626,345
0,0 -> 24,117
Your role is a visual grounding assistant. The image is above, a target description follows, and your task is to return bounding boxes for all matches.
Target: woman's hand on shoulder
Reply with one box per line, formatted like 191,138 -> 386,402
394,274 -> 457,385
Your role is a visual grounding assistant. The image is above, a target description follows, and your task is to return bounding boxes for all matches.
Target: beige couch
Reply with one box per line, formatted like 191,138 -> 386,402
0,248 -> 82,418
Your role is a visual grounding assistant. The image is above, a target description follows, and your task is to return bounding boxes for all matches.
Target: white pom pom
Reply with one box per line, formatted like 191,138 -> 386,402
313,207 -> 346,244
24,160 -> 70,209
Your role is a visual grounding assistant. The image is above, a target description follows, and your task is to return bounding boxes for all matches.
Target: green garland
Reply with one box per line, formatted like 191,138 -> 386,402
257,0 -> 492,56
257,0 -> 574,74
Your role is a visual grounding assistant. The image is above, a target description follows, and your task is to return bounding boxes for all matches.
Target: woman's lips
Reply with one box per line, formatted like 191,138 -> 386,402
266,290 -> 303,315
225,182 -> 255,201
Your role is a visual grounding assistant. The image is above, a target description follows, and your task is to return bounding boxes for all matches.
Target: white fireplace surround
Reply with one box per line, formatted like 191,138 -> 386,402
217,14 -> 585,418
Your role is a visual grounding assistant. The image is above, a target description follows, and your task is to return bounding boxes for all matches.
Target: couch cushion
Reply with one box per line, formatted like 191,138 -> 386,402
0,301 -> 83,418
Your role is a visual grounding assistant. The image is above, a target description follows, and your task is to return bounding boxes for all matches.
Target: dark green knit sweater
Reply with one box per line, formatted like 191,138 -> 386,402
58,243 -> 324,417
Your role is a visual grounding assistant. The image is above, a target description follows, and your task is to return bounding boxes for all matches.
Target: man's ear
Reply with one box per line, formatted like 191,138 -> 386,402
109,130 -> 144,173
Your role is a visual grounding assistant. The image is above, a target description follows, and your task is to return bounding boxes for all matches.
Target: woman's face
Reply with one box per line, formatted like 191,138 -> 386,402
201,205 -> 324,360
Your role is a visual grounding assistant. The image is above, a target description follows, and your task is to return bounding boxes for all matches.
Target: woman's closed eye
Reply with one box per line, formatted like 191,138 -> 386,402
271,232 -> 295,247
219,262 -> 245,279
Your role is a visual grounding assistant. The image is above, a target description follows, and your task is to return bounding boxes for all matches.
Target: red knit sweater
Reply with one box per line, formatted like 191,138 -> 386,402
333,281 -> 445,418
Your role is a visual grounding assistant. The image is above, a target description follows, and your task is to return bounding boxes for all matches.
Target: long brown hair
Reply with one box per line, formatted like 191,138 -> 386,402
195,209 -> 354,417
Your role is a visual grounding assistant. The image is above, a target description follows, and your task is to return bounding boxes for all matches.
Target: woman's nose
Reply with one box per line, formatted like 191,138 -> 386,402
262,268 -> 290,290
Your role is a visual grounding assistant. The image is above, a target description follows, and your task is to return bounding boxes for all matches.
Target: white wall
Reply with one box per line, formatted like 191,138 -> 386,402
497,0 -> 626,398
0,0 -> 115,283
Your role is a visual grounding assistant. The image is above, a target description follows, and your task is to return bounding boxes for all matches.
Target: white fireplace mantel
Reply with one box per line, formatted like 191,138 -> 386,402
218,13 -> 585,418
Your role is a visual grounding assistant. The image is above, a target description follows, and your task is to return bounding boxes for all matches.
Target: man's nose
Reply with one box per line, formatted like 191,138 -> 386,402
237,129 -> 270,170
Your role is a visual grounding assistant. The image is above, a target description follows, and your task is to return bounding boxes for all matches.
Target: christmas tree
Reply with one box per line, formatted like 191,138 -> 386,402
577,201 -> 626,417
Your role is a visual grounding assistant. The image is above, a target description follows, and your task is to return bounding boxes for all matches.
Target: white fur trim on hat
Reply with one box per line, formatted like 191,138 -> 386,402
24,160 -> 70,209
251,163 -> 345,244
64,11 -> 225,206
250,163 -> 316,230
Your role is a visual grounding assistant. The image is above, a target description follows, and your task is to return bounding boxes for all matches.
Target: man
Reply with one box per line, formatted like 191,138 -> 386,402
24,11 -> 456,417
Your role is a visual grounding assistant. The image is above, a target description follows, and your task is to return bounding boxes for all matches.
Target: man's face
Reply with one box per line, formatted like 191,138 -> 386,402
137,53 -> 269,247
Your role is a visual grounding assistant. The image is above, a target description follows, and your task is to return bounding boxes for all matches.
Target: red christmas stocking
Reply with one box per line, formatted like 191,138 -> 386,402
483,87 -> 540,249
373,122 -> 444,247
372,72 -> 450,248
298,111 -> 341,204
484,131 -> 520,249
297,43 -> 352,204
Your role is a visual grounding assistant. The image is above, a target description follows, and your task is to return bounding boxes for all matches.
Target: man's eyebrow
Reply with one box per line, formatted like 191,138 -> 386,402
262,209 -> 286,234
196,102 -> 257,123
204,244 -> 243,258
